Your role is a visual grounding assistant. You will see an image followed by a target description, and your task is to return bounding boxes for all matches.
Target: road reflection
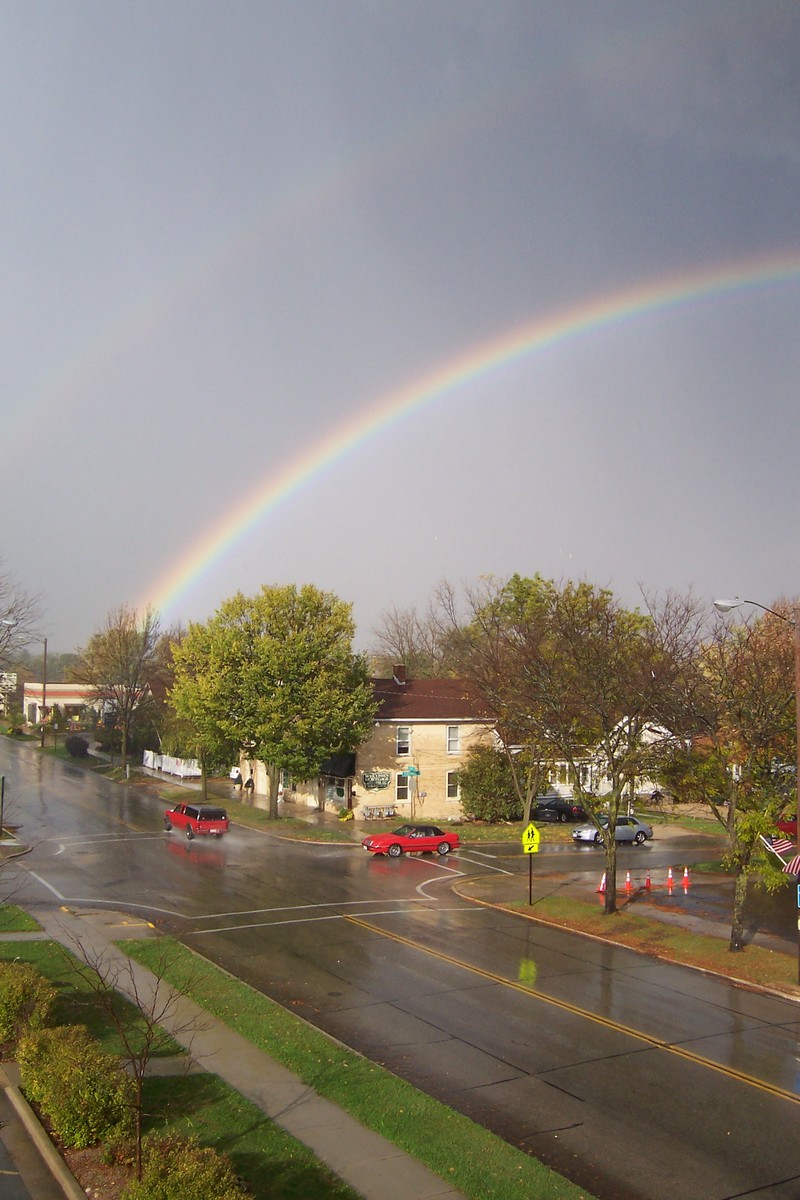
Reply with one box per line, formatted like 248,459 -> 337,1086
165,838 -> 228,869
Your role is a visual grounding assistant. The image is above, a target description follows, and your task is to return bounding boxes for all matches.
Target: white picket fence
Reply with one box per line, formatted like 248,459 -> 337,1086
142,750 -> 201,778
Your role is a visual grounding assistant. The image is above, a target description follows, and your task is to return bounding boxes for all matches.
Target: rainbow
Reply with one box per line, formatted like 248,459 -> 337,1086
143,250 -> 800,621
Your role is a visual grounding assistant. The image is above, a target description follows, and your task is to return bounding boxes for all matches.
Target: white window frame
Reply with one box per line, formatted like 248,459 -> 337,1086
446,725 -> 460,754
446,770 -> 460,800
396,726 -> 411,756
396,773 -> 409,801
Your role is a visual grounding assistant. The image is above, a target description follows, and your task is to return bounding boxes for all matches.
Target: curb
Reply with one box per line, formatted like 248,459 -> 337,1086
0,1065 -> 85,1200
454,878 -> 800,1002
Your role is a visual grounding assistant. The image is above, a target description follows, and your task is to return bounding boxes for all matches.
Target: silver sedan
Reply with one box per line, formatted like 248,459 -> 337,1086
572,814 -> 653,845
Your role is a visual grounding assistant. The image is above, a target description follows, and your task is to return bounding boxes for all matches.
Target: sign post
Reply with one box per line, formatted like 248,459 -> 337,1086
521,821 -> 541,905
401,765 -> 421,818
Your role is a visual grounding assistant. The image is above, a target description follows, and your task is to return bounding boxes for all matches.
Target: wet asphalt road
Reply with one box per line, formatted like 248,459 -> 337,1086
2,739 -> 800,1200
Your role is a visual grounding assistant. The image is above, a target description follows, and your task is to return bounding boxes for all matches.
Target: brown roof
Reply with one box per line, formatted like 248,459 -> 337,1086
373,676 -> 490,722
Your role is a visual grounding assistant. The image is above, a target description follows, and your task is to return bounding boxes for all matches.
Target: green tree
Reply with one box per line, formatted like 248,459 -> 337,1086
663,604 -> 796,950
168,623 -> 241,800
441,576 -> 555,825
446,576 -> 701,913
458,744 -> 521,822
170,584 -> 376,818
75,607 -> 168,768
520,581 -> 702,914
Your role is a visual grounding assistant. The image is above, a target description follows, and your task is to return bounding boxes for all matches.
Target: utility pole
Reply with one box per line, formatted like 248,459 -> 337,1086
39,637 -> 48,749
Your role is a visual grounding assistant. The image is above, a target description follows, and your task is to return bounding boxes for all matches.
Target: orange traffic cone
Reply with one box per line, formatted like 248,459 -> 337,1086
667,867 -> 674,889
645,870 -> 651,891
596,872 -> 606,893
683,866 -> 690,888
625,870 -> 632,892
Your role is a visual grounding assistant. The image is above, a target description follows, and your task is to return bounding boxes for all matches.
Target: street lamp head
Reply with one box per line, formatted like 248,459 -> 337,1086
713,598 -> 742,614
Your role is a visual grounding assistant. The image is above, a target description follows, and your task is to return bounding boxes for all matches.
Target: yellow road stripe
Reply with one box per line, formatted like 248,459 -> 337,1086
345,914 -> 800,1107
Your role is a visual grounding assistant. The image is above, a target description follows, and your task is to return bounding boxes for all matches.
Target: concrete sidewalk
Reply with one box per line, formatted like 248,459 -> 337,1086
2,905 -> 466,1200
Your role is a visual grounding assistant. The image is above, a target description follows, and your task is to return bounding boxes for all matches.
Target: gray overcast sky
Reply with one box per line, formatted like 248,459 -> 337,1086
3,1 -> 800,652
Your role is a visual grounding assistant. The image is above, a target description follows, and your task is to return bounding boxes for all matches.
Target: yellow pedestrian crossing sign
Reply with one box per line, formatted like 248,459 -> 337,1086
522,822 -> 540,854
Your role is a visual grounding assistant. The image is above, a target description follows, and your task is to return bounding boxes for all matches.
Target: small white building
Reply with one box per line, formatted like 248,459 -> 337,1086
23,682 -> 103,726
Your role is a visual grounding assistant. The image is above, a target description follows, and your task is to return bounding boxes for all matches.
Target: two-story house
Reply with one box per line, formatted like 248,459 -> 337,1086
268,666 -> 492,821
353,666 -> 492,821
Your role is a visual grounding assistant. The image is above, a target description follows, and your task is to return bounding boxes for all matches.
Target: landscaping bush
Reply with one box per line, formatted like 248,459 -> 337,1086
459,745 -> 522,822
64,734 -> 90,758
17,1024 -> 135,1148
121,1134 -> 251,1199
0,962 -> 57,1047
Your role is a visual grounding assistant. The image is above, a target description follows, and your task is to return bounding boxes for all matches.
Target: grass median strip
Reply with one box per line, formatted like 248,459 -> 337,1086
496,893 -> 797,991
121,935 -> 596,1200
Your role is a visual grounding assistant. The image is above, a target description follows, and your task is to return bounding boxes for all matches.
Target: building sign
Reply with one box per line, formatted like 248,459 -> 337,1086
362,771 -> 391,791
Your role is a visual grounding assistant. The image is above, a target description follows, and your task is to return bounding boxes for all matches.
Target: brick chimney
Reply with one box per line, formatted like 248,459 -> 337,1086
392,664 -> 407,686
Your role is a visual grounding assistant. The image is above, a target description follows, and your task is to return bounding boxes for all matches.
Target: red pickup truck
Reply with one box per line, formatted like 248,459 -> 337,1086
164,803 -> 229,839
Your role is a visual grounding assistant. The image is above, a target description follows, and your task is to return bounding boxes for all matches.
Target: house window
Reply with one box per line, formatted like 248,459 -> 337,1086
396,726 -> 411,756
396,773 -> 409,801
446,770 -> 459,800
446,725 -> 460,753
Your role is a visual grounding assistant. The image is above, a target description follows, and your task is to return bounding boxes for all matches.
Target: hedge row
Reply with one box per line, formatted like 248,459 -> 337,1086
123,1134 -> 250,1200
0,959 -> 253,1196
17,1023 -> 134,1149
0,961 -> 57,1045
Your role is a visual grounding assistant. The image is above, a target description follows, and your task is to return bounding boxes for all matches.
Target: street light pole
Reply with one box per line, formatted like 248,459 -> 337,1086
714,597 -> 800,984
39,636 -> 48,750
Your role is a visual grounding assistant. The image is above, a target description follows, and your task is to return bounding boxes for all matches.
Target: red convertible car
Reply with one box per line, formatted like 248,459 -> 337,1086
362,823 -> 460,858
164,803 -> 229,839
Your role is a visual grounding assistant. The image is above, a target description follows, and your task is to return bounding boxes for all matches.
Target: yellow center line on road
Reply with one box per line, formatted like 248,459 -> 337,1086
345,913 -> 800,1107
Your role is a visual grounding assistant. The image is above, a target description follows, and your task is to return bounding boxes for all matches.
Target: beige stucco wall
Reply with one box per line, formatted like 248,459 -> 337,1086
353,719 -> 491,821
242,719 -> 492,820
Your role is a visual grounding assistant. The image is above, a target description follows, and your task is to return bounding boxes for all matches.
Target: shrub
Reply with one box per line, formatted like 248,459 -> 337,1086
121,1134 -> 251,1200
0,962 -> 57,1047
64,735 -> 90,758
459,745 -> 522,822
17,1025 -> 135,1148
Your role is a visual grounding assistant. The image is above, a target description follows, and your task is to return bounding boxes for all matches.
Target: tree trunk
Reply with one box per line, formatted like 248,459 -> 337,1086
729,865 -> 748,951
135,1076 -> 143,1180
604,834 -> 618,914
268,764 -> 280,820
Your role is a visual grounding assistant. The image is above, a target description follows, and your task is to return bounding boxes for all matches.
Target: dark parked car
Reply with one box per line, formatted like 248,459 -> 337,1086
534,798 -> 587,823
164,803 -> 229,839
362,824 -> 460,857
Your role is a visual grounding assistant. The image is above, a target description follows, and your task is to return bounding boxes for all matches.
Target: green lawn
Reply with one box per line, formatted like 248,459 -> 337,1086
142,1074 -> 360,1200
0,937 -> 180,1056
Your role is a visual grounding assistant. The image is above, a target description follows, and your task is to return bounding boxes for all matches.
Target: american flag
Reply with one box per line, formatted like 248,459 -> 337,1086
783,855 -> 800,876
765,835 -> 795,856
